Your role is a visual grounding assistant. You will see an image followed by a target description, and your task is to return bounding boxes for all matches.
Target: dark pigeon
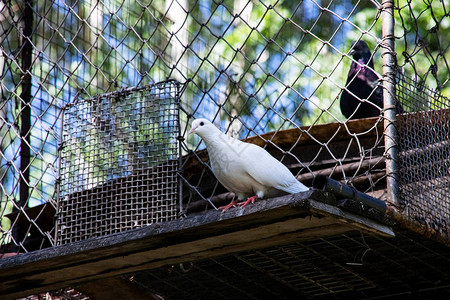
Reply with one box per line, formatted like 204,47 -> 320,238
340,40 -> 384,119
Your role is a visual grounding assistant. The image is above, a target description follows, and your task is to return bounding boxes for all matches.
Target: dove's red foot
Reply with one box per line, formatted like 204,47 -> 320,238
219,199 -> 239,211
239,195 -> 258,208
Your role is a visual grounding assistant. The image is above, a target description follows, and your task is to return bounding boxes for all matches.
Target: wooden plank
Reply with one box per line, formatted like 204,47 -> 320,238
0,191 -> 393,299
244,116 -> 383,147
308,200 -> 394,237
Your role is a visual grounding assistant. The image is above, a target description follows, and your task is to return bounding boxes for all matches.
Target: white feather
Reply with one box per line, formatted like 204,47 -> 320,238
190,119 -> 309,201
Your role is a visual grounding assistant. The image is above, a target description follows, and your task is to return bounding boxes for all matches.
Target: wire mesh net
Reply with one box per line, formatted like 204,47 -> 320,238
176,0 -> 390,214
395,76 -> 450,237
128,230 -> 450,299
393,1 -> 450,239
1,0 -> 62,252
56,82 -> 181,245
0,0 -> 448,253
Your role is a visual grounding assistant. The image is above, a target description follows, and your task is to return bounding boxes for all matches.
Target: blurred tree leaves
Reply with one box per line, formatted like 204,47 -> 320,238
29,0 -> 446,134
395,0 -> 449,96
182,0 -> 382,135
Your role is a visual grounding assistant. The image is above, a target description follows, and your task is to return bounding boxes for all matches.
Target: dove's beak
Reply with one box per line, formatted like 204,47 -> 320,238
189,126 -> 197,134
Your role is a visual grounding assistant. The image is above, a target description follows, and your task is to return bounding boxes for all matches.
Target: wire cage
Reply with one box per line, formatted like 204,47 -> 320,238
128,229 -> 450,299
396,74 -> 450,238
56,82 -> 182,245
0,0 -> 448,256
176,0 -> 391,214
390,1 -> 450,241
0,0 -> 449,298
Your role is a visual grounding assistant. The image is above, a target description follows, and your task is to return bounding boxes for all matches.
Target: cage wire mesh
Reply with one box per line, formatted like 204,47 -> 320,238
56,82 -> 181,244
1,0 -> 63,253
396,78 -> 450,238
0,0 -> 448,253
393,0 -> 450,240
176,0 -> 390,214
129,230 -> 450,299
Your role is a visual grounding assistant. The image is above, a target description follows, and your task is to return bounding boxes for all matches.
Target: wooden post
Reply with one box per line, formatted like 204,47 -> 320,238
15,0 -> 34,249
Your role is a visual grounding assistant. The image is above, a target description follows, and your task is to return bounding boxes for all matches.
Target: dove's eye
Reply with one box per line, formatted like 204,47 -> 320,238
200,121 -> 204,126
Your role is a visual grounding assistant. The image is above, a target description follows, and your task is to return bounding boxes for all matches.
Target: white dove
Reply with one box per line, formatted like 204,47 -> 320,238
189,119 -> 309,211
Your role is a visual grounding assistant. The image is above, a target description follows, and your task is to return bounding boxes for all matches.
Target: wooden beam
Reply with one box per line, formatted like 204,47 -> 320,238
0,191 -> 393,299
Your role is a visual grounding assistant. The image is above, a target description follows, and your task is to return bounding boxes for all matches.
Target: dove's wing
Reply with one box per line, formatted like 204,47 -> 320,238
239,143 -> 308,193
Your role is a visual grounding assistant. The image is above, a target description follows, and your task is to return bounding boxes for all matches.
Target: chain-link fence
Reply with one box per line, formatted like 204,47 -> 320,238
393,0 -> 450,241
0,0 -> 449,256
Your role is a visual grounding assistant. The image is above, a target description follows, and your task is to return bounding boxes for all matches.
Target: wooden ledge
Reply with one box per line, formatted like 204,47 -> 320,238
0,190 -> 393,299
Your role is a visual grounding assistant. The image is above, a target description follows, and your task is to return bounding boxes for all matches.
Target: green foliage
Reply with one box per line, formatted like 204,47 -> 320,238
0,200 -> 12,241
395,0 -> 449,96
183,0 -> 383,131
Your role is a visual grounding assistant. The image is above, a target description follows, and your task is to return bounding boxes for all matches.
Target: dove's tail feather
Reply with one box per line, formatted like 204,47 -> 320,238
280,180 -> 309,194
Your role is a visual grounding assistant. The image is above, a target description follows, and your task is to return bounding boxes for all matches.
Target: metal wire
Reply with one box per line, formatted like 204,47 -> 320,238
178,0 -> 389,214
0,0 -> 447,256
391,0 -> 450,241
129,230 -> 450,299
396,73 -> 450,239
56,82 -> 181,244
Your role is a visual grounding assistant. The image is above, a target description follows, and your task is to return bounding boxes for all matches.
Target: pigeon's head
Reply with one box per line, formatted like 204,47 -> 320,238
189,118 -> 217,137
349,40 -> 372,63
